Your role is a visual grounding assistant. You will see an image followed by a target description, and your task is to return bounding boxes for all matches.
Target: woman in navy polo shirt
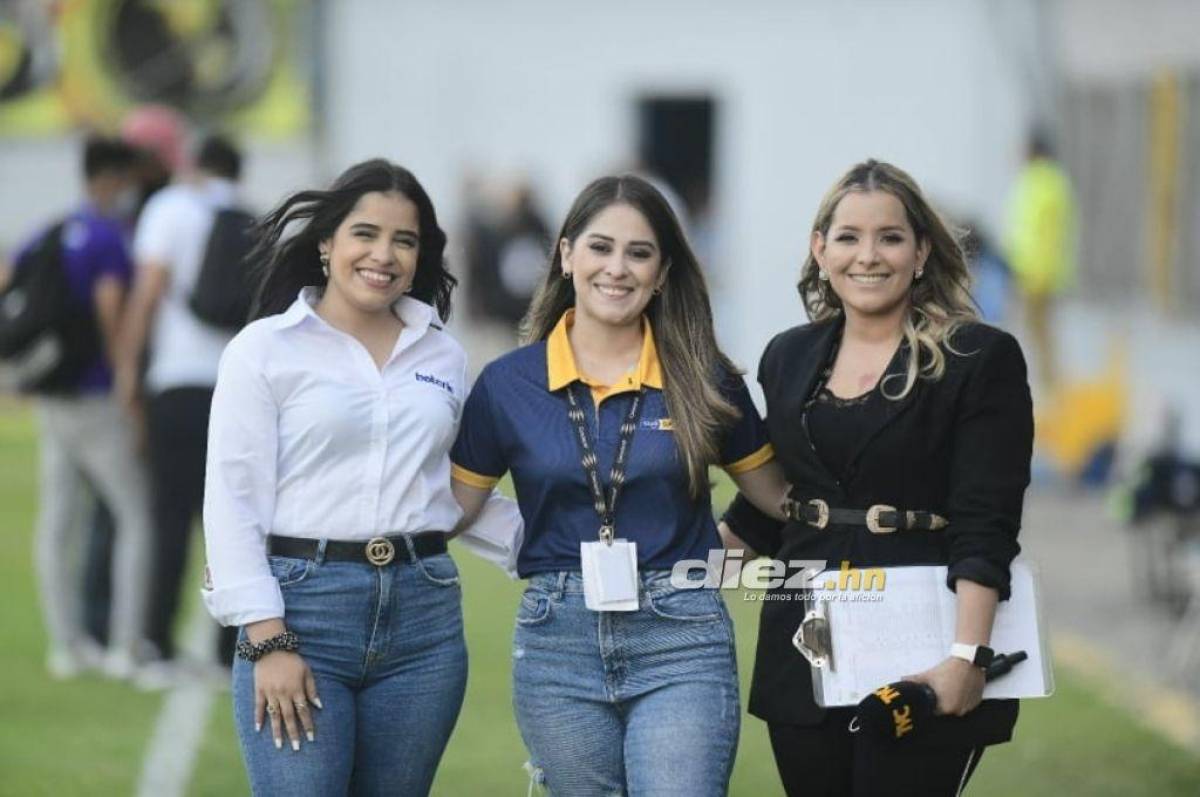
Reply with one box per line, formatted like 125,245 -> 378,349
451,175 -> 791,796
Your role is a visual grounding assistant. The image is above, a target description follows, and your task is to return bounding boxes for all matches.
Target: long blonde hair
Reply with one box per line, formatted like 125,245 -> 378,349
797,159 -> 979,398
522,175 -> 740,497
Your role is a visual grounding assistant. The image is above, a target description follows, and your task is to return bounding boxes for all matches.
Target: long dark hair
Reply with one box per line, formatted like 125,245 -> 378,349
250,159 -> 456,320
522,175 -> 740,497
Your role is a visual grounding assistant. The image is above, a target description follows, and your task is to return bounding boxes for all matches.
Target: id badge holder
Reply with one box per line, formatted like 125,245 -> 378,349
581,540 -> 639,611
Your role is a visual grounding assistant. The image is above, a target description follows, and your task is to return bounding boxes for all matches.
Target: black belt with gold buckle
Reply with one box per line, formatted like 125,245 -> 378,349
781,497 -> 948,534
267,533 -> 447,566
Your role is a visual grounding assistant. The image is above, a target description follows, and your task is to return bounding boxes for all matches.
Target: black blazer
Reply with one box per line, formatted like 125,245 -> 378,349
726,317 -> 1033,746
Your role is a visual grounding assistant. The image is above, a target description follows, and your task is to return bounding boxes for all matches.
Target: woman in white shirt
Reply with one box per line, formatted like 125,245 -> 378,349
202,159 -> 468,795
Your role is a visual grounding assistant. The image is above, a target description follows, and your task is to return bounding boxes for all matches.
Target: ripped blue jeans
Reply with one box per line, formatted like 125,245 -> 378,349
512,571 -> 740,796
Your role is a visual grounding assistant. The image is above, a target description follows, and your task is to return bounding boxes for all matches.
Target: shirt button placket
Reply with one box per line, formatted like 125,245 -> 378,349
366,383 -> 388,532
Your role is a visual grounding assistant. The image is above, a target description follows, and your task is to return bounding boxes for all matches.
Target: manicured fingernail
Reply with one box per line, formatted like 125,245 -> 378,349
255,722 -> 261,732
313,697 -> 323,709
307,731 -> 315,742
291,739 -> 300,752
274,737 -> 282,750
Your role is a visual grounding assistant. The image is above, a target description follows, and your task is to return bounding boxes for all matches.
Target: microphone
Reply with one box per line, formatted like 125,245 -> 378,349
854,650 -> 1028,741
855,680 -> 939,741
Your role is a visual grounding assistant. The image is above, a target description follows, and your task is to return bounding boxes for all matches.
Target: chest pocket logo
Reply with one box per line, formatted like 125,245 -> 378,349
415,372 -> 455,394
640,417 -> 674,432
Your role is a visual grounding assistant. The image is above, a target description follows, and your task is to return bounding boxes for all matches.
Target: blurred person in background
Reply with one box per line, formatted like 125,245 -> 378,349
22,136 -> 154,679
490,181 -> 552,330
962,219 -> 1012,326
203,160 -> 468,794
450,175 -> 791,796
114,134 -> 244,684
459,176 -> 552,371
1006,129 -> 1076,392
722,160 -> 1033,796
81,103 -> 190,652
121,104 -> 190,216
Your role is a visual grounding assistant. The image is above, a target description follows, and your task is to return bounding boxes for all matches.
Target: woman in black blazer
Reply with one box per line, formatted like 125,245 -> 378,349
723,159 -> 1033,796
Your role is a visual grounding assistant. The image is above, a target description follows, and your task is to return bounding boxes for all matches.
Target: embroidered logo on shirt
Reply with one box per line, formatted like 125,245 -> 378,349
640,418 -> 674,431
416,372 -> 454,393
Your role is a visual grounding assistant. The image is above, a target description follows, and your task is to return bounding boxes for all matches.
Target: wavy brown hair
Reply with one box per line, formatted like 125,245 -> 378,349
522,175 -> 739,497
797,159 -> 979,398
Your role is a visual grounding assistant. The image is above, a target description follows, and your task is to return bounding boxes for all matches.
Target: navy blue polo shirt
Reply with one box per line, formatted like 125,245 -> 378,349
451,311 -> 773,577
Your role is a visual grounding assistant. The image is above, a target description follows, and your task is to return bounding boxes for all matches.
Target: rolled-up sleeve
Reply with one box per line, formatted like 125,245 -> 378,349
201,341 -> 284,626
945,333 -> 1033,601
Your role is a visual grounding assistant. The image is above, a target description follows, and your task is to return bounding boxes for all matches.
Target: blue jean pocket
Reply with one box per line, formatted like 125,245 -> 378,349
415,553 -> 461,587
645,587 -> 723,621
267,555 -> 312,588
516,587 -> 553,626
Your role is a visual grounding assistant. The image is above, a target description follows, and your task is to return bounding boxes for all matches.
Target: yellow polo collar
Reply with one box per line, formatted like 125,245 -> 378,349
546,310 -> 664,400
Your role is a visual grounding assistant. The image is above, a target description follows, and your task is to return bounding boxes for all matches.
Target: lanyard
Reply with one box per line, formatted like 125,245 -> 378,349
564,384 -> 645,545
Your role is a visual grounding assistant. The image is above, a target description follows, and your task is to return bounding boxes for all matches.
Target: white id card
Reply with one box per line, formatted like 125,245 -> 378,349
580,540 -> 639,612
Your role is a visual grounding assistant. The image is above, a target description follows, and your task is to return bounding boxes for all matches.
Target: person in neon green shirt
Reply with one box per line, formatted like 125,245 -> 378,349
1006,132 -> 1076,390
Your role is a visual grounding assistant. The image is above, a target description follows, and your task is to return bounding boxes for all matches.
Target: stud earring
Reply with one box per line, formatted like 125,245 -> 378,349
562,271 -> 572,280
818,270 -> 829,282
319,252 -> 330,279
915,269 -> 924,280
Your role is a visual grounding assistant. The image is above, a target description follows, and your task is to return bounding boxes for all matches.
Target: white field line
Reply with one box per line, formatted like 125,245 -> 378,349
136,612 -> 219,797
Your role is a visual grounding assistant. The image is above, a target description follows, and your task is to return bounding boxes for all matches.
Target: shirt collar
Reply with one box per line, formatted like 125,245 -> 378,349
546,309 -> 664,392
275,287 -> 436,339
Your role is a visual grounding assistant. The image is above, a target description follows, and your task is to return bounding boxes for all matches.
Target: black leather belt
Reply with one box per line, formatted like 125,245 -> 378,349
782,498 -> 948,534
267,533 -> 447,567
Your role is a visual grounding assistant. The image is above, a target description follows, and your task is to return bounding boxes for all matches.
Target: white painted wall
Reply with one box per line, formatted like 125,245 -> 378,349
1057,0 -> 1200,82
319,0 -> 1037,370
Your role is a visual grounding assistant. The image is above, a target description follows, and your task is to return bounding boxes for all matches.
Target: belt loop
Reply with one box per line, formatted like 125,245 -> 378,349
315,538 -> 328,566
400,533 -> 418,563
554,571 -> 568,600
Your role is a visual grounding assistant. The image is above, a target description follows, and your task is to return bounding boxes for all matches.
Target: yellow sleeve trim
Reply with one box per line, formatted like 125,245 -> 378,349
451,463 -> 501,490
722,443 -> 776,476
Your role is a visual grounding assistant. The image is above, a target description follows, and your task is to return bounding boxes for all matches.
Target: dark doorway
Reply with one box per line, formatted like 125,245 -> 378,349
637,96 -> 716,217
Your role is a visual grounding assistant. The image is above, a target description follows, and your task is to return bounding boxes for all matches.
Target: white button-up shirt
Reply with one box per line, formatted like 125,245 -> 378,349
202,288 -> 467,626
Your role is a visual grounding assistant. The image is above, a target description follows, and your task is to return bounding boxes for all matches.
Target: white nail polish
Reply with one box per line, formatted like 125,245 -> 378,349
255,723 -> 261,732
291,739 -> 300,752
307,731 -> 315,742
313,697 -> 324,709
274,738 -> 282,750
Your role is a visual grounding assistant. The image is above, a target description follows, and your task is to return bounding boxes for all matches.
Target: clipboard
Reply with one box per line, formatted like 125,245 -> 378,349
791,560 -> 1054,707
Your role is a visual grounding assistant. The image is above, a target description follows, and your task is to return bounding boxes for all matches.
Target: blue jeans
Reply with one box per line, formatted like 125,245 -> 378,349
232,545 -> 468,796
513,571 -> 740,796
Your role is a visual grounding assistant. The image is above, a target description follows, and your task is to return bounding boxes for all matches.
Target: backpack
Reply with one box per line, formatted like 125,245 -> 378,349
0,221 -> 102,394
188,207 -> 257,331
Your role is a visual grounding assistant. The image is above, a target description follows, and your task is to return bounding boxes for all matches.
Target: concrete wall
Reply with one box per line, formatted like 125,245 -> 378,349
320,0 -> 1036,368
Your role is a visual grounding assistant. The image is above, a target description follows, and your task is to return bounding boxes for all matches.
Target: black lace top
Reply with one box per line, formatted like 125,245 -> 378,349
806,384 -> 886,479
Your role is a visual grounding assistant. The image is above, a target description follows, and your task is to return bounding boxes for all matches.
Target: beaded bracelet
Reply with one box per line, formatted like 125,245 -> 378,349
236,630 -> 300,662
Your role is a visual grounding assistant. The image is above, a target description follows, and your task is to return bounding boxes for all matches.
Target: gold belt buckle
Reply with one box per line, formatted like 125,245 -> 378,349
866,504 -> 898,534
365,537 -> 396,566
807,499 -> 830,530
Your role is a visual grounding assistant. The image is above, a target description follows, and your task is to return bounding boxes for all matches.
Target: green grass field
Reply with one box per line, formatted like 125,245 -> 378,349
2,402 -> 1199,795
